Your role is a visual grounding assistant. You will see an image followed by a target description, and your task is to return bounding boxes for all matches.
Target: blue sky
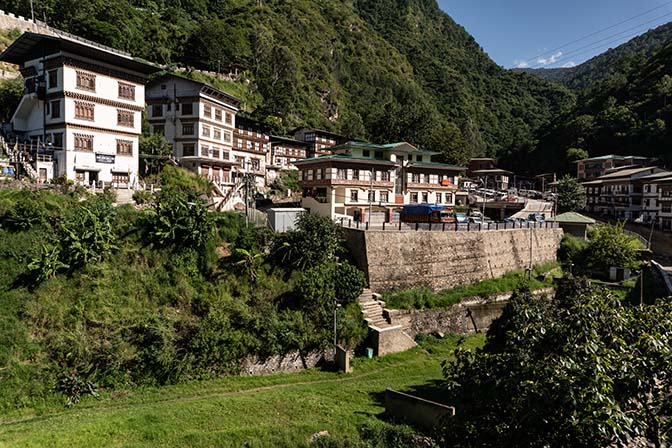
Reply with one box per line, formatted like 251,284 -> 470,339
437,0 -> 672,69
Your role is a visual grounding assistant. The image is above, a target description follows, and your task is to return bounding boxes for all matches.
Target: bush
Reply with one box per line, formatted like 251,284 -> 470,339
132,190 -> 154,205
149,190 -> 213,249
4,191 -> 48,230
557,234 -> 589,273
587,223 -> 643,272
335,262 -> 367,304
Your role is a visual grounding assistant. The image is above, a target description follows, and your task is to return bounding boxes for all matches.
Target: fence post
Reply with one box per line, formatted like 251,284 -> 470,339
496,222 -> 499,231
429,222 -> 432,231
479,223 -> 482,232
383,221 -> 386,231
399,220 -> 402,231
467,222 -> 470,231
366,222 -> 369,231
455,220 -> 458,231
415,222 -> 419,231
442,222 -> 446,232
356,220 -> 360,229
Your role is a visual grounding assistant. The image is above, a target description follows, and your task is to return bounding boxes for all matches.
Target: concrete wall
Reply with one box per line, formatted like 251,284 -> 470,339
385,389 -> 455,429
344,227 -> 563,292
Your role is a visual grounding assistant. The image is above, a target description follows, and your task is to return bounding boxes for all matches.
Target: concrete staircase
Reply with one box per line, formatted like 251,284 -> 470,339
359,288 -> 392,329
358,288 -> 417,356
0,136 -> 38,180
114,188 -> 135,205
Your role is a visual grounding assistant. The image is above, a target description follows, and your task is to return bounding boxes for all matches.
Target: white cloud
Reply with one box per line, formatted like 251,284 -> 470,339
514,60 -> 529,68
562,61 -> 577,68
536,51 -> 563,66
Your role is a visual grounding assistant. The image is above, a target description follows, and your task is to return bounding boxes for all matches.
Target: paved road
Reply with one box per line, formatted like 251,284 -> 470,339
511,199 -> 554,219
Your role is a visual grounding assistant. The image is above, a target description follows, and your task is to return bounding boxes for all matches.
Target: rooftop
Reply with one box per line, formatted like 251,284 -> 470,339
149,72 -> 241,107
574,154 -> 648,163
408,161 -> 466,171
270,135 -> 309,146
0,32 -> 160,75
292,154 -> 395,166
639,171 -> 672,182
471,168 -> 513,175
597,166 -> 661,180
291,127 -> 348,140
547,212 -> 596,224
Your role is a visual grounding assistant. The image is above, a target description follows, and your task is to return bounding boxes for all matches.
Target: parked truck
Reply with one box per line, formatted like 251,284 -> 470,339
400,204 -> 456,223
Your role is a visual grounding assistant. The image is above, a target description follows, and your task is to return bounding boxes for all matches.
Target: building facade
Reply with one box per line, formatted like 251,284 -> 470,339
146,74 -> 243,193
292,127 -> 348,158
641,172 -> 672,231
575,154 -> 650,180
295,141 -> 465,221
0,32 -> 159,185
584,166 -> 667,220
233,116 -> 270,189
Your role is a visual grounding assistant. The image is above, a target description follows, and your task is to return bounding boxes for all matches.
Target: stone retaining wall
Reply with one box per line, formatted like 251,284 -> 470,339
240,349 -> 334,375
345,228 -> 563,292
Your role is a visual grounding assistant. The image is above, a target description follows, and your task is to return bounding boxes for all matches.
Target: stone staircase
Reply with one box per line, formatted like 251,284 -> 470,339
0,136 -> 38,180
358,288 -> 392,329
358,288 -> 417,356
114,188 -> 135,205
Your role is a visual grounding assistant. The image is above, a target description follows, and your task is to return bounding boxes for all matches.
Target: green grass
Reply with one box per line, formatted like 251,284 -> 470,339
384,262 -> 560,310
0,334 -> 483,447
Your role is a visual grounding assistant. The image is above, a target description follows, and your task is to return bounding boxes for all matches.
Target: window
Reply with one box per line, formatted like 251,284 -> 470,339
436,193 -> 443,203
52,133 -> 63,150
201,145 -> 210,157
380,191 -> 389,203
225,112 -> 232,124
379,170 -> 390,181
116,139 -> 133,155
50,100 -> 60,119
251,159 -> 260,170
118,82 -> 135,100
74,134 -> 93,152
368,190 -> 376,202
182,124 -> 194,135
350,190 -> 359,202
416,155 -> 422,162
422,192 -> 429,203
152,105 -> 163,117
117,110 -> 134,127
75,170 -> 85,181
411,192 -> 418,203
213,128 -> 221,140
202,125 -> 211,138
75,102 -> 94,121
182,144 -> 195,156
374,151 -> 384,159
76,71 -> 96,91
153,125 -> 164,135
181,102 -> 193,115
337,169 -> 346,180
412,173 -> 420,183
48,70 -> 58,89
316,169 -> 322,180
112,173 -> 129,184
445,193 -> 453,204
215,109 -> 222,121
222,151 -> 230,160
363,150 -> 370,157
204,105 -> 212,118
352,170 -> 360,180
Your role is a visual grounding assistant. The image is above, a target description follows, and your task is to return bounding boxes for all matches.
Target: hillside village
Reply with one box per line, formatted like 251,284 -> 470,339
1,5 -> 672,448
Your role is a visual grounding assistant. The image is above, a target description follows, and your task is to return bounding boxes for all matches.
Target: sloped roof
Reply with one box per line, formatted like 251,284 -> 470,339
547,212 -> 596,224
598,166 -> 660,179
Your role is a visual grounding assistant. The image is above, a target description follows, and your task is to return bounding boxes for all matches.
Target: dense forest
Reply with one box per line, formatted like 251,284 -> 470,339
0,0 -> 573,167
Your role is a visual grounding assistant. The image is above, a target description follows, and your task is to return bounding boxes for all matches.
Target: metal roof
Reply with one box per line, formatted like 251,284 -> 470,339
547,212 -> 596,224
408,161 -> 466,171
149,73 -> 241,107
597,166 -> 661,180
0,32 -> 160,75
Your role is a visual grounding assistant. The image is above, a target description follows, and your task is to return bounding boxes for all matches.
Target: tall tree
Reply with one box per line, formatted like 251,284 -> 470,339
556,174 -> 586,213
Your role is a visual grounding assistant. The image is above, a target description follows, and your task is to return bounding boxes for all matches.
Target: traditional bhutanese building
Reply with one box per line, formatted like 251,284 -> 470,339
294,141 -> 465,222
0,31 -> 160,185
146,73 -> 242,194
292,127 -> 348,158
233,115 -> 270,189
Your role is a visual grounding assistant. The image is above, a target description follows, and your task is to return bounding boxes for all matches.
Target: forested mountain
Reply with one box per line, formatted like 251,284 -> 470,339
0,0 -> 573,166
519,21 -> 672,91
521,41 -> 672,174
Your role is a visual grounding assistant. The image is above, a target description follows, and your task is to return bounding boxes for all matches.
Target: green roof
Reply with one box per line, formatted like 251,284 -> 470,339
547,212 -> 596,224
574,154 -> 647,163
292,154 -> 394,165
408,161 -> 466,170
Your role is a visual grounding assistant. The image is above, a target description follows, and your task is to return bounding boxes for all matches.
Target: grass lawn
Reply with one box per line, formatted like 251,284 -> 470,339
0,334 -> 483,448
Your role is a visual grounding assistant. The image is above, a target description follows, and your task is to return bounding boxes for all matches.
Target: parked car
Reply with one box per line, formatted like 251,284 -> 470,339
528,213 -> 545,223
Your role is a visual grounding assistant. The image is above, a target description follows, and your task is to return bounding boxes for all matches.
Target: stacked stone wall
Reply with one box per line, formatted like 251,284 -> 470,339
344,228 -> 563,292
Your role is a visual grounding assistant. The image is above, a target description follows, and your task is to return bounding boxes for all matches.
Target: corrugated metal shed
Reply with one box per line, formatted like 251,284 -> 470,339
267,208 -> 306,233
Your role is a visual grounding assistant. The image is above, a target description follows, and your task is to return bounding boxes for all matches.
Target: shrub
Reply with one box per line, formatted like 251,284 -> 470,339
334,262 -> 367,304
282,213 -> 343,269
132,190 -> 154,205
587,222 -> 643,271
4,191 -> 47,230
149,190 -> 213,249
26,244 -> 69,284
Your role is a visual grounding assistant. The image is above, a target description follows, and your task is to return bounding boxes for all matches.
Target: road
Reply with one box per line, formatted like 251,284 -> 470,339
510,198 -> 554,219
623,223 -> 672,291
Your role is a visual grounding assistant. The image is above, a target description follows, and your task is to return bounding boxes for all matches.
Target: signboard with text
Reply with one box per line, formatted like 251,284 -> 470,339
95,153 -> 115,164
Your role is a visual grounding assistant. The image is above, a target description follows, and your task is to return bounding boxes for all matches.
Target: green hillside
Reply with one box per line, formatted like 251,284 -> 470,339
0,0 -> 573,165
520,21 -> 672,91
516,41 -> 672,174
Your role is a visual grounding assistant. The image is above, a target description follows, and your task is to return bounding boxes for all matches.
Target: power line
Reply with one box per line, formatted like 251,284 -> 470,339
519,1 -> 672,66
531,11 -> 672,68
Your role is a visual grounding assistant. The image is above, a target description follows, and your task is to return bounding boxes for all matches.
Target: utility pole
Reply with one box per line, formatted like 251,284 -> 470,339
367,168 -> 374,228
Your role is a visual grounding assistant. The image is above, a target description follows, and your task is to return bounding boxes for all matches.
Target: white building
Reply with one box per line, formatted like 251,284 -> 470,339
146,74 -> 246,196
0,31 -> 160,185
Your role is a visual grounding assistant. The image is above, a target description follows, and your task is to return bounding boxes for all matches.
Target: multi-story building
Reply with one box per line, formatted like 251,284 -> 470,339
146,74 -> 242,192
294,141 -> 465,221
467,157 -> 511,190
575,154 -> 650,180
583,166 -> 667,220
233,116 -> 270,189
269,135 -> 309,169
0,31 -> 160,185
640,172 -> 672,230
292,127 -> 348,158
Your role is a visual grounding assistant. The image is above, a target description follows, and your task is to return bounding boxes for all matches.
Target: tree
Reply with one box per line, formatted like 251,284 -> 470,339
440,278 -> 672,447
0,77 -> 22,124
566,147 -> 588,163
587,222 -> 642,271
556,174 -> 586,213
139,134 -> 174,177
281,213 -> 343,270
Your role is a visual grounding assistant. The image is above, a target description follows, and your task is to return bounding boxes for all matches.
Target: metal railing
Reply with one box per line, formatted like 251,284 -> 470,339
340,219 -> 560,232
